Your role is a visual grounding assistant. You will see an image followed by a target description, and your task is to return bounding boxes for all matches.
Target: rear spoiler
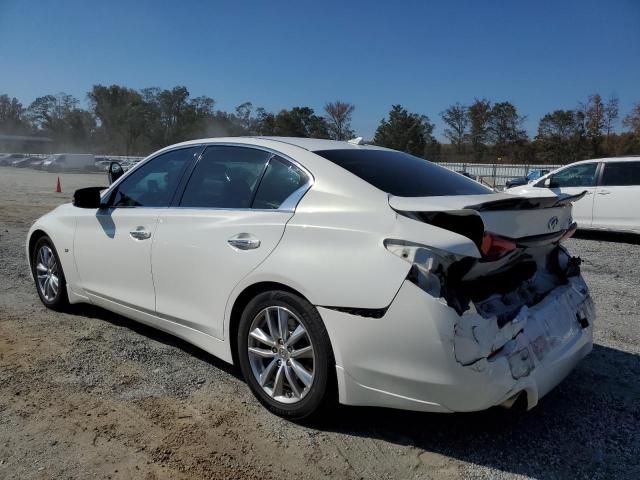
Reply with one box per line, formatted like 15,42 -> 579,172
465,191 -> 587,212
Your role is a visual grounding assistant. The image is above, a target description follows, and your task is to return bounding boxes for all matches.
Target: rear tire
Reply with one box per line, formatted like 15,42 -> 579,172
237,290 -> 335,420
31,236 -> 69,311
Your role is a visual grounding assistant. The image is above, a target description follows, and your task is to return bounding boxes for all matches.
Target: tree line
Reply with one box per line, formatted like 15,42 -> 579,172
440,94 -> 640,164
1,85 -> 639,164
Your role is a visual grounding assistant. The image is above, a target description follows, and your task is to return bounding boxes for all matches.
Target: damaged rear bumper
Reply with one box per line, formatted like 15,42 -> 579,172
319,276 -> 594,413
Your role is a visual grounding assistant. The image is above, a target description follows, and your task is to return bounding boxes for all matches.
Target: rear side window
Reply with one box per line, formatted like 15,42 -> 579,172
600,162 -> 640,186
110,147 -> 197,207
253,157 -> 309,209
313,149 -> 491,197
180,146 -> 271,208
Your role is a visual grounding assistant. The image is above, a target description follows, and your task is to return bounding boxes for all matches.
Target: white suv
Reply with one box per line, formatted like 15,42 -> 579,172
508,157 -> 640,234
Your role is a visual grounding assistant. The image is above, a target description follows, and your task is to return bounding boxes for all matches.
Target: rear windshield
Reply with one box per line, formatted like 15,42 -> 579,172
314,149 -> 491,197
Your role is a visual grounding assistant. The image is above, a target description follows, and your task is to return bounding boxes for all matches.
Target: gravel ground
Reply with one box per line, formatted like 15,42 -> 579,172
1,166 -> 639,480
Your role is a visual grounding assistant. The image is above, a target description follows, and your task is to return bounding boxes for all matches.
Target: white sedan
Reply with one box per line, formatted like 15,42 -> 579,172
507,157 -> 640,234
27,137 -> 595,419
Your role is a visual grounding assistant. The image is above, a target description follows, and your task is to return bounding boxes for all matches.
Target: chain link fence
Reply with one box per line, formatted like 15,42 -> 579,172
434,162 -> 562,188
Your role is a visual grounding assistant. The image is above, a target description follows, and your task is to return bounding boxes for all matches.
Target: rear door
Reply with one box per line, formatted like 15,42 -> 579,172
592,161 -> 640,232
543,162 -> 599,228
152,146 -> 311,339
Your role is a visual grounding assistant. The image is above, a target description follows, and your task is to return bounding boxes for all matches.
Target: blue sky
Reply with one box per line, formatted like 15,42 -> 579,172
1,0 -> 639,140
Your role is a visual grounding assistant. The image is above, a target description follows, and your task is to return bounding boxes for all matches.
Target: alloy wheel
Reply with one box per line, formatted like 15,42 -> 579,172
247,306 -> 316,404
36,245 -> 60,301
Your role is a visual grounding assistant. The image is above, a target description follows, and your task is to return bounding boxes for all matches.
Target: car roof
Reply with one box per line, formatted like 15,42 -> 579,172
166,136 -> 388,153
565,156 -> 640,165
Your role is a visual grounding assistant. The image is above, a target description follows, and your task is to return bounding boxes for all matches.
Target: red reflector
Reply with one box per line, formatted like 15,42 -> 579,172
481,232 -> 517,260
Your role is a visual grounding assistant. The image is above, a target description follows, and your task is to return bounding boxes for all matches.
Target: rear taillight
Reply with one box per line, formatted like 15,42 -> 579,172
480,232 -> 517,261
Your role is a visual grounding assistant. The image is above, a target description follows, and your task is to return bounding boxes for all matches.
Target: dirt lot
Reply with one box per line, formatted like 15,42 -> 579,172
1,166 -> 639,479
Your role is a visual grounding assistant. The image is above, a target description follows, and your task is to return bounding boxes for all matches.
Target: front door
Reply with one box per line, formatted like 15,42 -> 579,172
74,147 -> 199,310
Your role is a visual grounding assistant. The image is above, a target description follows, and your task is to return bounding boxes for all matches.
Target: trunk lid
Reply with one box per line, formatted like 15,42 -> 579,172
388,191 -> 584,241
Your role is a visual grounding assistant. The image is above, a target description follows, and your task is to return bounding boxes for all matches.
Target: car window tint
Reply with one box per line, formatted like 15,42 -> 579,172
601,162 -> 640,186
252,157 -> 309,209
110,147 -> 196,207
180,146 -> 271,208
550,163 -> 597,188
314,149 -> 491,197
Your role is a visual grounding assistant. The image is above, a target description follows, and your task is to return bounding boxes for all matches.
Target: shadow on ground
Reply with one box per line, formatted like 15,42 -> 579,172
68,303 -> 640,479
574,229 -> 640,245
68,303 -> 241,379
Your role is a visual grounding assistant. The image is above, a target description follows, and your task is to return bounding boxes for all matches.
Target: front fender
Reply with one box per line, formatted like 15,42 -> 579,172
27,204 -> 82,301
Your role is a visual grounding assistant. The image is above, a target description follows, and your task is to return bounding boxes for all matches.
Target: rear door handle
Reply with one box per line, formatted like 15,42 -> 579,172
228,234 -> 260,250
129,226 -> 152,240
597,190 -> 611,195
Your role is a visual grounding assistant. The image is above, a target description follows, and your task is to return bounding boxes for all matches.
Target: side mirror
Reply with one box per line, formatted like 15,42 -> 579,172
544,177 -> 555,188
108,162 -> 125,185
73,187 -> 107,209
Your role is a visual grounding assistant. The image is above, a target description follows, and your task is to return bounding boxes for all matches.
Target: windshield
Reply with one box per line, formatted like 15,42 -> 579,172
314,149 -> 492,197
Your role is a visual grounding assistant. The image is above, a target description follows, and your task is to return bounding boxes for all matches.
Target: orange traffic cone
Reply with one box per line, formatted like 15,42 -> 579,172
55,177 -> 62,193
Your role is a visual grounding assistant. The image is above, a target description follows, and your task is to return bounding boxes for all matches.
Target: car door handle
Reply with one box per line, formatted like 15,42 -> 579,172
597,190 -> 611,195
129,226 -> 152,240
228,234 -> 260,250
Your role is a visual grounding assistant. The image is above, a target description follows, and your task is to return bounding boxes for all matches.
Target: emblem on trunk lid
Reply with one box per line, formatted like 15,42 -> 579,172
548,216 -> 559,231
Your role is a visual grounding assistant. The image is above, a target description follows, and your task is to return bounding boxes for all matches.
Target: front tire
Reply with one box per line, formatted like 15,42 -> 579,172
237,290 -> 335,420
31,236 -> 69,310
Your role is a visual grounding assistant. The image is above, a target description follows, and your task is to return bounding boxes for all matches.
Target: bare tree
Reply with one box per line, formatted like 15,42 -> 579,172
324,101 -> 355,140
440,103 -> 468,153
604,94 -> 619,154
584,94 -> 605,156
468,98 -> 492,161
623,103 -> 640,135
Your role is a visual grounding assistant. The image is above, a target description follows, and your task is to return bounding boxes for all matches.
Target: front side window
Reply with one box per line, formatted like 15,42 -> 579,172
600,162 -> 640,186
548,163 -> 597,188
109,147 -> 197,207
252,157 -> 309,209
314,149 -> 491,197
179,146 -> 271,208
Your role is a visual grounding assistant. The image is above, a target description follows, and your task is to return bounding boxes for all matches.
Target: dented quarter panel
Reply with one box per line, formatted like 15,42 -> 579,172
321,273 -> 594,413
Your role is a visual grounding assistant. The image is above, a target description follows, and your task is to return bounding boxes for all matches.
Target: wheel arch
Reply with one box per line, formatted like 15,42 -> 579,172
228,281 -> 313,366
27,229 -> 49,268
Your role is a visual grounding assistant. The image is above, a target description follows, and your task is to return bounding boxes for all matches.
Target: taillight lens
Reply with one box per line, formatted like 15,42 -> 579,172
480,232 -> 517,261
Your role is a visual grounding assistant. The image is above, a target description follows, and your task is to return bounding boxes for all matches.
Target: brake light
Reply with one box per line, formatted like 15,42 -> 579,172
480,232 -> 517,261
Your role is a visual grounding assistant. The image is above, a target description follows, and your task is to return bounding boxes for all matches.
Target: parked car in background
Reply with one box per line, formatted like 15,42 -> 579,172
95,159 -> 113,171
27,137 -> 594,419
456,170 -> 476,180
505,169 -> 550,189
12,156 -> 44,168
42,154 -> 95,172
507,157 -> 640,233
0,153 -> 25,166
